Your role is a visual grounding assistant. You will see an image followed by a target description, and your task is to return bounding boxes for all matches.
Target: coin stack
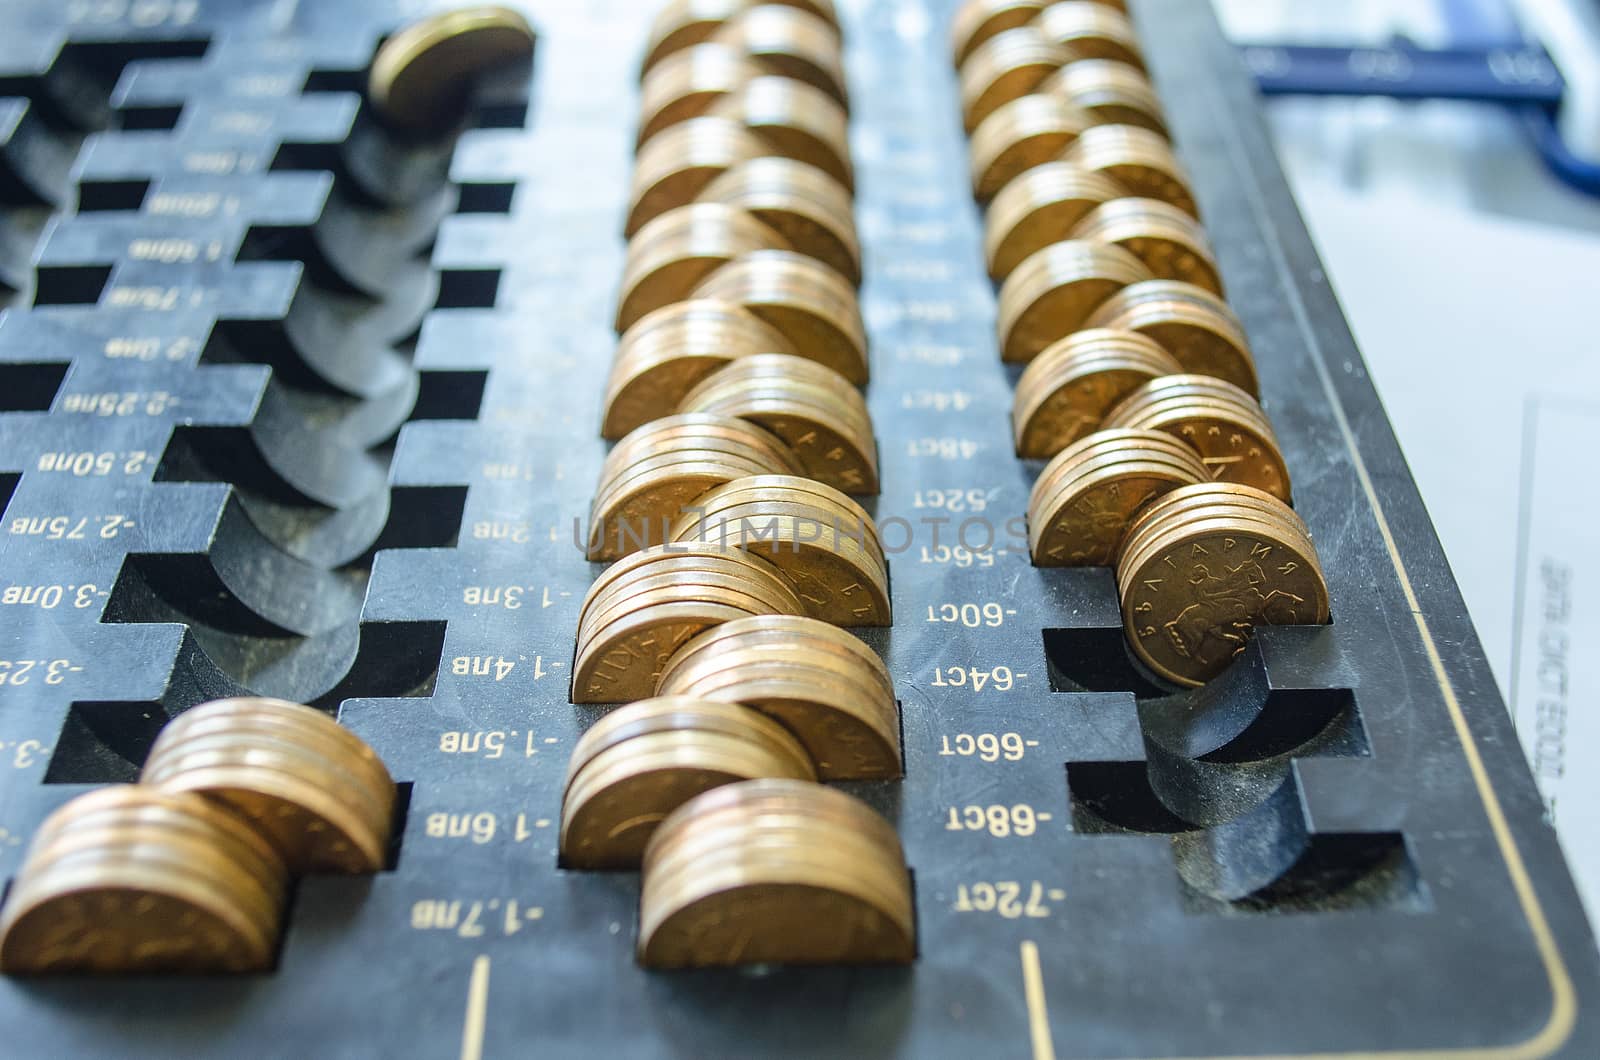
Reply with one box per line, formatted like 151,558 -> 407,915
949,0 -> 1328,685
593,0 -> 878,566
141,697 -> 399,875
563,4 -> 913,967
637,779 -> 916,967
0,696 -> 398,974
0,787 -> 289,974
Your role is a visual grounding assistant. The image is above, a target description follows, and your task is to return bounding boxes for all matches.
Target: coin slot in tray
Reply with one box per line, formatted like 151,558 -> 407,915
412,369 -> 487,420
0,362 -> 68,411
43,700 -> 168,783
434,268 -> 502,309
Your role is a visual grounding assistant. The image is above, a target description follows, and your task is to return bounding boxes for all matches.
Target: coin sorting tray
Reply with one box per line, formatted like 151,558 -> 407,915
0,0 -> 1597,1056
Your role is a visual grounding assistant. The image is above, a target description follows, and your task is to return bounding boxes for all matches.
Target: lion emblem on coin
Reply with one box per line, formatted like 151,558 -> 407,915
1162,557 -> 1307,664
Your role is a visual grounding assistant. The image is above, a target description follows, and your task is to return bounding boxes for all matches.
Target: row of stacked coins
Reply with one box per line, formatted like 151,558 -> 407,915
949,0 -> 1329,687
564,0 -> 914,969
0,698 -> 397,974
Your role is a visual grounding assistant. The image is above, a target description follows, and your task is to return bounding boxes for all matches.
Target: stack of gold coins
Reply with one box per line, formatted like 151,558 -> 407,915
0,786 -> 289,974
561,696 -> 817,868
1027,427 -> 1209,565
0,696 -> 399,975
637,779 -> 915,967
573,543 -> 808,703
656,614 -> 901,778
562,2 -> 913,972
141,697 -> 398,874
669,474 -> 890,625
587,413 -> 805,560
949,0 -> 1328,684
1116,484 -> 1330,686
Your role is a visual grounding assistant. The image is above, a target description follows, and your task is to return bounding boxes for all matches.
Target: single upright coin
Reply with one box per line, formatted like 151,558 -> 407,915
710,74 -> 854,188
1027,427 -> 1210,565
711,6 -> 849,106
1116,483 -> 1329,686
1012,327 -> 1182,456
996,239 -> 1152,361
637,44 -> 761,146
369,6 -> 536,136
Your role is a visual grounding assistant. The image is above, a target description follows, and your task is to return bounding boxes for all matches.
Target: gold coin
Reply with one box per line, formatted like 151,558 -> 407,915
0,856 -> 272,974
1123,482 -> 1316,552
679,355 -> 877,493
369,6 -> 536,135
15,822 -> 281,953
712,6 -> 848,108
951,0 -> 1048,65
564,696 -> 815,793
658,614 -> 894,701
616,202 -> 790,332
642,819 -> 912,943
691,249 -> 869,383
673,475 -> 890,624
1028,430 -> 1210,565
637,44 -> 761,146
561,728 -> 814,868
701,157 -> 860,284
1070,197 -> 1220,293
710,74 -> 853,188
968,92 -> 1092,200
143,727 -> 394,851
959,27 -> 1068,133
579,543 -> 800,624
578,569 -> 807,646
1117,484 -> 1328,686
643,778 -> 903,874
600,413 -> 804,484
1063,124 -> 1197,216
641,0 -> 841,76
588,451 -> 801,561
1086,280 -> 1258,394
24,790 -> 287,913
1012,327 -> 1181,456
1041,58 -> 1165,134
575,600 -> 791,704
1103,375 -> 1291,500
626,117 -> 767,237
679,475 -> 886,568
638,780 -> 913,967
156,698 -> 395,806
996,239 -> 1152,362
1035,2 -> 1143,68
658,649 -> 899,780
984,159 -> 1126,280
143,740 -> 391,873
603,300 -> 797,438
